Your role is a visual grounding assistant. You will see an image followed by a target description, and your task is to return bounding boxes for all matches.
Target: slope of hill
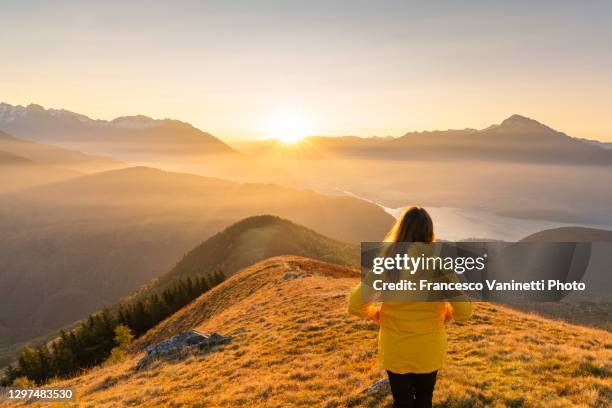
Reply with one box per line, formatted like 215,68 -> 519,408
0,129 -> 123,173
0,102 -> 236,160
0,148 -> 82,193
0,167 -> 392,356
0,150 -> 32,165
140,215 -> 358,295
13,256 -> 610,407
521,226 -> 612,242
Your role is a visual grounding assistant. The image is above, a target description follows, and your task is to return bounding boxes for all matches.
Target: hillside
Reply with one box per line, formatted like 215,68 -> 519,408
139,215 -> 358,295
0,129 -> 123,173
521,227 -> 612,242
0,167 -> 392,358
0,150 -> 32,165
12,256 -> 610,407
0,215 -> 357,373
0,102 -> 236,160
0,130 -> 124,193
0,148 -> 81,193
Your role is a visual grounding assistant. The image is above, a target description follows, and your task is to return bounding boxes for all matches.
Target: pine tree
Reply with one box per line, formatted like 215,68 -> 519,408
108,324 -> 133,364
35,345 -> 52,383
17,347 -> 41,384
147,294 -> 166,325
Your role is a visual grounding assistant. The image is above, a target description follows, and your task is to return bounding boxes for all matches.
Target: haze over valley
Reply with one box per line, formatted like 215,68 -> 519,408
2,102 -> 610,230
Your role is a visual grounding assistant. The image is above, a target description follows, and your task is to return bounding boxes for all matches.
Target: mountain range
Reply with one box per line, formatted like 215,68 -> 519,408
0,103 -> 235,160
3,102 -> 611,167
289,115 -> 612,165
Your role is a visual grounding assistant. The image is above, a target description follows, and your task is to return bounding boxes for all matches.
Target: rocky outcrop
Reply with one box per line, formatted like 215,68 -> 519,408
363,378 -> 390,395
136,331 -> 231,370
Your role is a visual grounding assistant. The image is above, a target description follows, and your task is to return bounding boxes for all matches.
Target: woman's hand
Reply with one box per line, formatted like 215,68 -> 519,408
444,302 -> 453,323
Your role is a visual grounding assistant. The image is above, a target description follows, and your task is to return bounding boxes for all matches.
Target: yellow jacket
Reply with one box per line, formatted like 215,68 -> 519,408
348,283 -> 472,374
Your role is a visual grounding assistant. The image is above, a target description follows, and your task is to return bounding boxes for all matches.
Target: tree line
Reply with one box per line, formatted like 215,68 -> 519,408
1,271 -> 225,385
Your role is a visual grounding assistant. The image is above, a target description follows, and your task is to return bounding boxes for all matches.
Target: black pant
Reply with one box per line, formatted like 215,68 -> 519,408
386,370 -> 437,408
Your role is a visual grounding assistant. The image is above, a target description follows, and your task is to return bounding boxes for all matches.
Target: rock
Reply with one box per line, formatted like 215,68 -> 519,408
363,378 -> 390,395
136,331 -> 231,370
283,272 -> 312,281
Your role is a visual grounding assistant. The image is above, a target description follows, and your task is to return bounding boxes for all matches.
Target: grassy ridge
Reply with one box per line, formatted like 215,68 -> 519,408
11,256 -> 610,407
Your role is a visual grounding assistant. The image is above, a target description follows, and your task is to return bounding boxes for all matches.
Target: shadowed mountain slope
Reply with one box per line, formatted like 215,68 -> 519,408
16,256 -> 610,408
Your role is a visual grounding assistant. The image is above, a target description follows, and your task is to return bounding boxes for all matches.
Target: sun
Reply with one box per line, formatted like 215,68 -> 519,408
266,111 -> 313,144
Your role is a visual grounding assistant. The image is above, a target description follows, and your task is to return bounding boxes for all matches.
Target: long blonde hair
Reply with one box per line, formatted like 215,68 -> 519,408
384,207 -> 434,243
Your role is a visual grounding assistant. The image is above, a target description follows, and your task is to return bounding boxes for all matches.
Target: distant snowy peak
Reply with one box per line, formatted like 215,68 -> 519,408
0,102 -> 236,157
0,102 -> 28,123
0,102 -> 189,130
491,114 -> 558,134
111,115 -> 191,130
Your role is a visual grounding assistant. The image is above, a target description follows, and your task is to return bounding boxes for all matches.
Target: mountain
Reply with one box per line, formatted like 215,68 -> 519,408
0,102 -> 236,160
289,115 -> 612,165
0,216 -> 358,372
24,256 -> 610,407
391,114 -> 612,165
0,167 -> 392,355
136,215 -> 358,296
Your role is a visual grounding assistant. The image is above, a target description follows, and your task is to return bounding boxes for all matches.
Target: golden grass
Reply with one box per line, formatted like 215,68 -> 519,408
8,256 -> 611,407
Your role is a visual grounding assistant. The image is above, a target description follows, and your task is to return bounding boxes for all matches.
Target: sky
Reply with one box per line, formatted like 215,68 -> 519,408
2,0 -> 611,140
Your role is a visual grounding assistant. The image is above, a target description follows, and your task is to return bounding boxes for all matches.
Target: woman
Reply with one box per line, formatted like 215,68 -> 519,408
348,207 -> 472,408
